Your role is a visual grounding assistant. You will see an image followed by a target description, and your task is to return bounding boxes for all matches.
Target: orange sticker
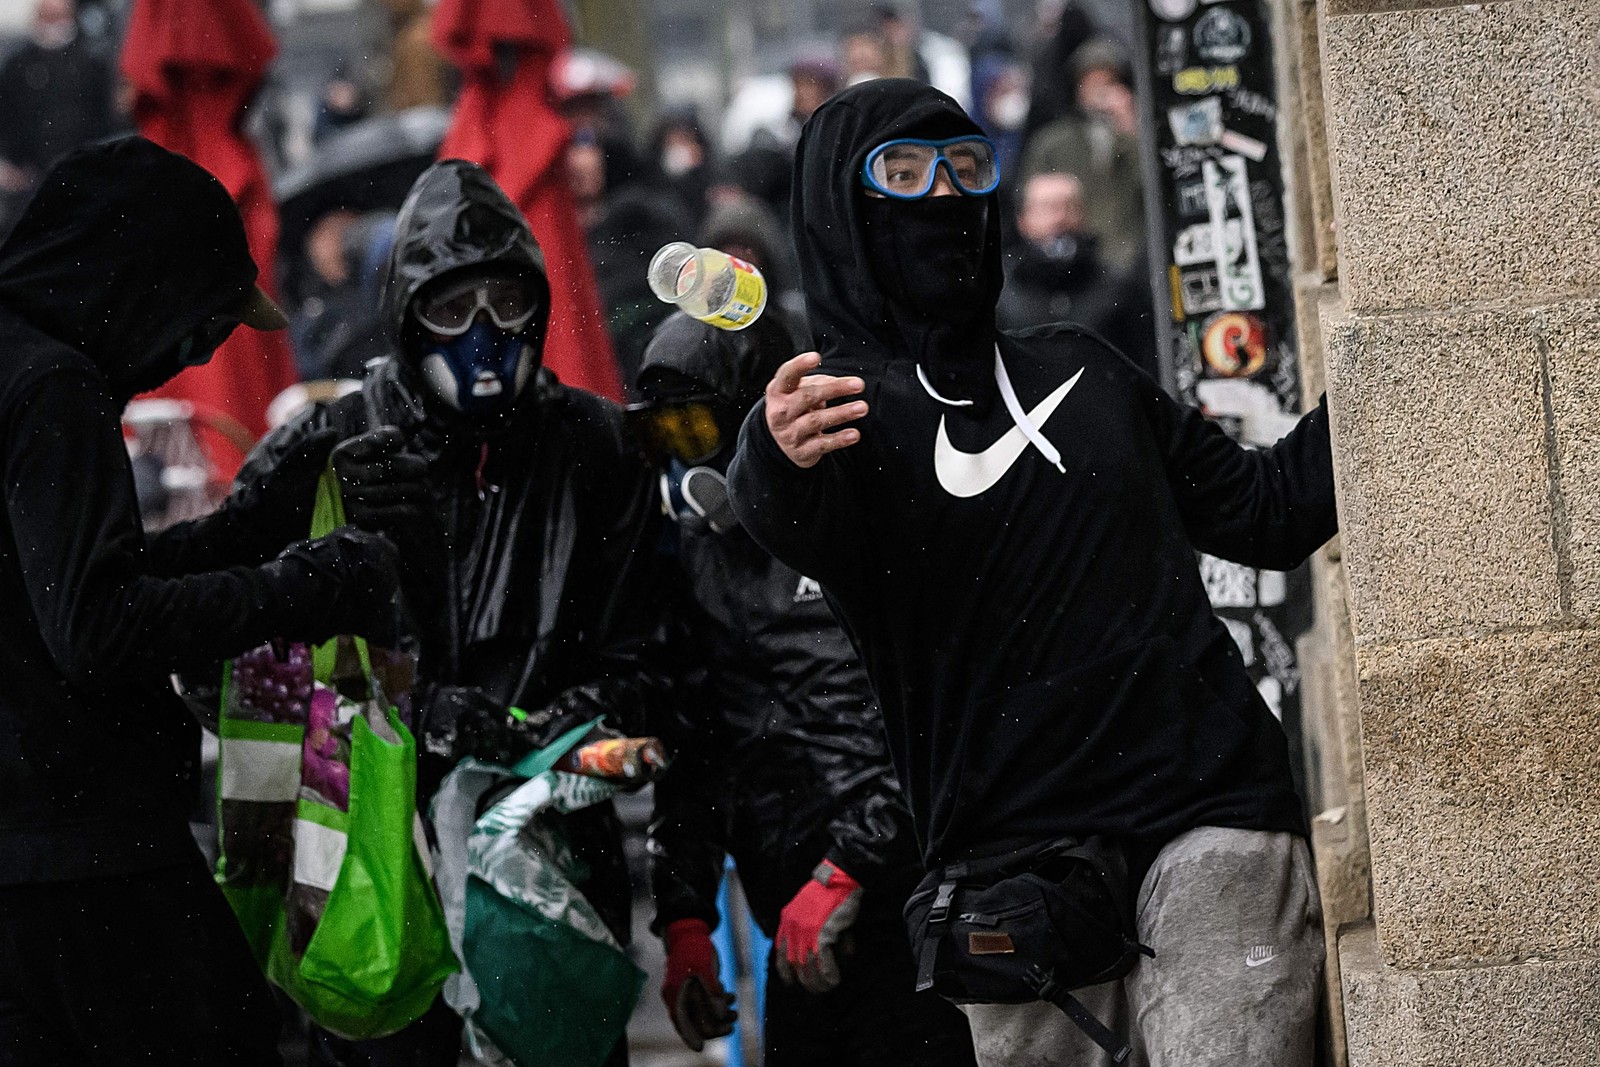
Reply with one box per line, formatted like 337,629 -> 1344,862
1201,312 -> 1268,377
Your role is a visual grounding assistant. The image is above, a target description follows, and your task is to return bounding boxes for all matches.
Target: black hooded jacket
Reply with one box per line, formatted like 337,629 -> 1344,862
0,138 -> 381,884
642,311 -> 919,937
727,82 -> 1338,870
216,160 -> 669,934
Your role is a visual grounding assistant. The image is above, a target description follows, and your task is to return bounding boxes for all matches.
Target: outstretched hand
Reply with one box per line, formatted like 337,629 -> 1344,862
764,352 -> 868,469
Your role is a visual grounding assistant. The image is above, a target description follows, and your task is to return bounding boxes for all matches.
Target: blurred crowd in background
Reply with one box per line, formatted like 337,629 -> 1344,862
0,0 -> 1158,406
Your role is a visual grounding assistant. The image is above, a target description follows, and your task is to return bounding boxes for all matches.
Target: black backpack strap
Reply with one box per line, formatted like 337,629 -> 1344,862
1026,966 -> 1133,1064
915,877 -> 960,993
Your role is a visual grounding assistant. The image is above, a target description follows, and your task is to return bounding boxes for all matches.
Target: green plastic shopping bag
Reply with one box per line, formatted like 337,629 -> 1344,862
216,465 -> 457,1038
431,722 -> 645,1067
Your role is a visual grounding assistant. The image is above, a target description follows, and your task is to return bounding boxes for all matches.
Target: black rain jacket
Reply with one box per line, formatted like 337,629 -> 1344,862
215,160 -> 669,935
0,138 -> 371,883
727,81 -> 1338,871
643,312 -> 919,937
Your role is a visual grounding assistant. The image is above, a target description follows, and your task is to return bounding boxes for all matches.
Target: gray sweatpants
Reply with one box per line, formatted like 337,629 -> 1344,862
961,826 -> 1323,1067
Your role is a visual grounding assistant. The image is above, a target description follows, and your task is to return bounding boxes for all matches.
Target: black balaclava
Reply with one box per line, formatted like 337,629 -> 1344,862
791,79 -> 1004,407
861,191 -> 992,402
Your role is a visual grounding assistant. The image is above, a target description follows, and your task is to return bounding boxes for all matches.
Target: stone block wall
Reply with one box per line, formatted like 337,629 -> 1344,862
1303,0 -> 1600,1060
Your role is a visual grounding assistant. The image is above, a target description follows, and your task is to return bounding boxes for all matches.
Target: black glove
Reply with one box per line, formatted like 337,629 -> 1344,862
330,426 -> 433,535
331,426 -> 446,629
273,526 -> 402,646
229,427 -> 342,557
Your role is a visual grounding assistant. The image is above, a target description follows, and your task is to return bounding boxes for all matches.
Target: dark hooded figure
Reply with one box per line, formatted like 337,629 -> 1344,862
0,137 -> 401,1065
637,311 -> 978,1065
216,159 -> 672,1065
727,80 -> 1336,1065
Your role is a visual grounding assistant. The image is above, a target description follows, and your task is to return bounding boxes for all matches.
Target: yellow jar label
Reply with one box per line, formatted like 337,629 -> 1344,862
701,255 -> 767,330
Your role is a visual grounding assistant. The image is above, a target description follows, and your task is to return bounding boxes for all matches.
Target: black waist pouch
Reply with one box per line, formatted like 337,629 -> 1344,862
904,836 -> 1152,1061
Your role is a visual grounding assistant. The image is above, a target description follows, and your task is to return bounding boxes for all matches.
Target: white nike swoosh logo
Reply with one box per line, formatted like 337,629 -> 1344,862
933,368 -> 1084,499
1245,952 -> 1282,967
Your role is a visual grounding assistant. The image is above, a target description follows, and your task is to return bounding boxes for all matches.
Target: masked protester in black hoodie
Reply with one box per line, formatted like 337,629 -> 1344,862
638,310 -> 977,1065
217,159 -> 670,1066
0,137 -> 401,1066
727,81 -> 1335,1066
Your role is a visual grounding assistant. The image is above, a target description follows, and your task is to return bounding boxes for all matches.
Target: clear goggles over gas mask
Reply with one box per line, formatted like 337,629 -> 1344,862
414,273 -> 540,336
861,136 -> 1001,200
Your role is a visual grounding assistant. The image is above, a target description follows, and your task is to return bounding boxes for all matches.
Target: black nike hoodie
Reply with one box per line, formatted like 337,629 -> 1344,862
727,80 -> 1338,869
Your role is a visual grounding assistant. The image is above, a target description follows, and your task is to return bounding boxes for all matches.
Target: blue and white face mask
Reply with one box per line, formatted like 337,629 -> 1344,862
418,318 -> 536,417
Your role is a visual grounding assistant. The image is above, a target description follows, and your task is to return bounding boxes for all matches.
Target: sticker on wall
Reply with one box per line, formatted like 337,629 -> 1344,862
1193,8 -> 1252,64
1149,0 -> 1198,21
1173,65 -> 1239,95
1194,378 -> 1301,445
1201,311 -> 1269,378
1168,97 -> 1223,146
1179,267 -> 1224,316
1156,26 -> 1189,76
1219,129 -> 1268,162
1176,180 -> 1210,218
1202,154 -> 1265,311
1200,554 -> 1259,607
1174,218 -> 1242,267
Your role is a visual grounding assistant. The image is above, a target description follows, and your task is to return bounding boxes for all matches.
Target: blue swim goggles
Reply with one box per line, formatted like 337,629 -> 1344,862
861,136 -> 1001,199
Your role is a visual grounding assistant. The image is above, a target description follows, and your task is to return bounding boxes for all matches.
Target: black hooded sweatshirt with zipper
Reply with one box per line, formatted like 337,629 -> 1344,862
727,81 -> 1338,872
640,311 -> 920,937
216,159 -> 670,935
0,138 -> 391,884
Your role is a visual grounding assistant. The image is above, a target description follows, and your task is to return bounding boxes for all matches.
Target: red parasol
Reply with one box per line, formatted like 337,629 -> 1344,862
121,0 -> 299,464
433,0 -> 625,402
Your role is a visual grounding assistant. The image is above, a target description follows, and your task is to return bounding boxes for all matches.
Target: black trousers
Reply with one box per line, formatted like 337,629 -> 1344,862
0,853 -> 282,1067
763,891 -> 978,1067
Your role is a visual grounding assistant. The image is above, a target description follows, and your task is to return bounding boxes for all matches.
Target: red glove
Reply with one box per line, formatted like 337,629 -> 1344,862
774,859 -> 864,994
661,919 -> 736,1051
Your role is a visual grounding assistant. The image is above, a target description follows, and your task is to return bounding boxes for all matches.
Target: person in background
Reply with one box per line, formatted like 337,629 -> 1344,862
1019,0 -> 1097,144
569,128 -> 692,393
1021,36 -> 1146,272
0,0 -> 114,236
874,3 -> 931,83
650,107 -> 714,231
998,170 -> 1156,376
699,197 -> 805,326
790,55 -> 842,132
0,135 -> 400,1067
638,307 -> 978,1067
288,208 -> 397,382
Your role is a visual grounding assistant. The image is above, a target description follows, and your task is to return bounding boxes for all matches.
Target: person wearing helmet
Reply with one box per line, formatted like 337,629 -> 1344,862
0,136 -> 402,1066
728,80 -> 1335,1066
220,158 -> 671,1065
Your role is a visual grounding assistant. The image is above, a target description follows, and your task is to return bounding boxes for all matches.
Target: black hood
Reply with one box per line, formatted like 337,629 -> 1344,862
639,310 -> 794,414
791,79 -> 1003,385
380,158 -> 550,350
0,136 -> 258,402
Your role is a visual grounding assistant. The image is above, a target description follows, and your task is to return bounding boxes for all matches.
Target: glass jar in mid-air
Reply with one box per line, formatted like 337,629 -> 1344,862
647,241 -> 767,331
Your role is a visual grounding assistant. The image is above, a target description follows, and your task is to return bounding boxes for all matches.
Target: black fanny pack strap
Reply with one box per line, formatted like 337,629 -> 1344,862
916,877 -> 960,993
1026,966 -> 1132,1064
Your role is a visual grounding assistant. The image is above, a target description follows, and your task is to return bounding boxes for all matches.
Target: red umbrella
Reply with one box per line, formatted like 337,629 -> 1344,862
433,0 -> 625,402
121,0 -> 299,463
